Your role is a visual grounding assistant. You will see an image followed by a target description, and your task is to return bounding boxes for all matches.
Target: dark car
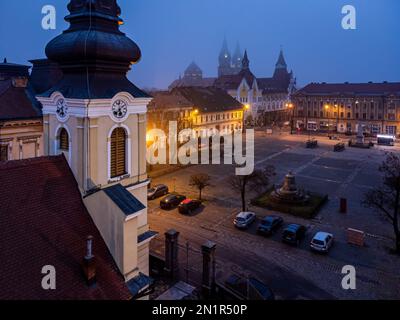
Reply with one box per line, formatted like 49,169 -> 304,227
147,184 -> 169,200
160,194 -> 186,210
257,216 -> 283,236
178,199 -> 202,214
282,224 -> 307,246
225,274 -> 275,300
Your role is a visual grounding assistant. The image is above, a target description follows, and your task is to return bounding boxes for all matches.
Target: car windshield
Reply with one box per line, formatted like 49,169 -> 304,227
148,188 -> 155,193
236,217 -> 246,222
262,219 -> 272,226
312,239 -> 325,246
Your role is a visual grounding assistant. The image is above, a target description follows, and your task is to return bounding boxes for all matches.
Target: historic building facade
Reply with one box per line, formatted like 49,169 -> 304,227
36,0 -> 155,283
148,87 -> 244,139
0,59 -> 43,161
169,39 -> 296,122
292,82 -> 400,135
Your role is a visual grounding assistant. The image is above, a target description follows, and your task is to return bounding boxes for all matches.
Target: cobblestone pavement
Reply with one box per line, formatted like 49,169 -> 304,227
148,132 -> 400,300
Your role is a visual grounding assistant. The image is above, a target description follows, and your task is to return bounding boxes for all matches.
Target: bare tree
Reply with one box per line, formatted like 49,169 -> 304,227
229,165 -> 275,212
362,152 -> 400,254
189,173 -> 211,201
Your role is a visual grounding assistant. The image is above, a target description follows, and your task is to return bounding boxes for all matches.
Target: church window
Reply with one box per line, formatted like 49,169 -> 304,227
0,145 -> 8,161
59,128 -> 69,151
110,128 -> 127,178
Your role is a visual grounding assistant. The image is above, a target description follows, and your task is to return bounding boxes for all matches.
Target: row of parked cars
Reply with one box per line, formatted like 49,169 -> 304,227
234,212 -> 334,253
148,184 -> 202,215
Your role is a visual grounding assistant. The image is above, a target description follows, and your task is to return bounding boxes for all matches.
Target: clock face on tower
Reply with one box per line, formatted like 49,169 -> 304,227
56,99 -> 68,120
112,99 -> 128,119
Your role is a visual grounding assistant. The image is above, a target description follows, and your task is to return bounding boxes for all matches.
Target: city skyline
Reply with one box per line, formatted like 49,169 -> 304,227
0,0 -> 399,90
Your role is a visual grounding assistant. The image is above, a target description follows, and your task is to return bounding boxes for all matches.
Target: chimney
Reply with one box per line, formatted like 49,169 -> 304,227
82,236 -> 96,286
12,77 -> 28,88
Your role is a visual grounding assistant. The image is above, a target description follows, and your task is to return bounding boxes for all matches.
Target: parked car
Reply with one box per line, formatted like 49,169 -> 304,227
257,215 -> 283,236
310,232 -> 334,253
225,274 -> 275,300
160,194 -> 186,210
234,212 -> 256,229
282,224 -> 307,246
147,184 -> 169,200
178,199 -> 202,214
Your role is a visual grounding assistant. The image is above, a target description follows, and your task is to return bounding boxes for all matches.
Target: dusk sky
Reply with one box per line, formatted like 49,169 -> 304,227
0,0 -> 399,89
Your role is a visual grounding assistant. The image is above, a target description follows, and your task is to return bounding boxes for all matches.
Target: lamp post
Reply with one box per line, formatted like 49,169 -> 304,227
287,103 -> 294,134
244,104 -> 250,130
325,104 -> 330,135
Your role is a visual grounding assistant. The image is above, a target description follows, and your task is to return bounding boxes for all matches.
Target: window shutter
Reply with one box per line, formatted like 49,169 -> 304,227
59,129 -> 69,151
111,128 -> 127,178
0,145 -> 8,161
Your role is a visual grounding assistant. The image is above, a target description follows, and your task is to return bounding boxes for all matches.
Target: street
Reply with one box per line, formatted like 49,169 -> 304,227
148,131 -> 400,300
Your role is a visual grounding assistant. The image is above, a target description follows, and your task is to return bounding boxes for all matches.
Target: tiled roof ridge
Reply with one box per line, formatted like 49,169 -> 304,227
0,155 -> 65,170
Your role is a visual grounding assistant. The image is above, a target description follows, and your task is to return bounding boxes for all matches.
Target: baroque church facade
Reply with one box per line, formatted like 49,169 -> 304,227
169,39 -> 297,122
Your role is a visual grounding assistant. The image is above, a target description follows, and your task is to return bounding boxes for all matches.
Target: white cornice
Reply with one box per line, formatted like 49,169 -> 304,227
37,91 -> 152,119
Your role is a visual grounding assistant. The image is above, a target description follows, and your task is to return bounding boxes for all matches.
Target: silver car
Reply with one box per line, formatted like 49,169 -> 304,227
234,212 -> 256,229
310,232 -> 334,253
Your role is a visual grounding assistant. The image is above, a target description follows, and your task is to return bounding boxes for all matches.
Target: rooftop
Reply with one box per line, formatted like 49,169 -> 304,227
0,156 -> 131,300
295,82 -> 400,96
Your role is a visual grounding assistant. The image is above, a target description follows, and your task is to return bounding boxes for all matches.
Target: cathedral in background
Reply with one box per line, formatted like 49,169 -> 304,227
169,38 -> 297,123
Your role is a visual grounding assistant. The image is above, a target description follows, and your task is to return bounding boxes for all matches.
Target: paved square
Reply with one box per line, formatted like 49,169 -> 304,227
149,132 -> 400,299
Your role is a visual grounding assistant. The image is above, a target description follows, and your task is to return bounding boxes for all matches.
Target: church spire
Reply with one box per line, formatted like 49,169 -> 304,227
242,50 -> 250,70
232,42 -> 242,73
218,37 -> 233,77
275,48 -> 287,70
219,36 -> 231,66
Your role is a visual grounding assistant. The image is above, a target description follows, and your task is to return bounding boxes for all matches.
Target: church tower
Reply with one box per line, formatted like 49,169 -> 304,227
242,50 -> 250,70
36,0 -> 153,281
232,43 -> 243,74
273,48 -> 290,81
218,37 -> 233,77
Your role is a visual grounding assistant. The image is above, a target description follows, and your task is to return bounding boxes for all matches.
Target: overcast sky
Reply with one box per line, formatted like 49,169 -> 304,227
0,0 -> 399,90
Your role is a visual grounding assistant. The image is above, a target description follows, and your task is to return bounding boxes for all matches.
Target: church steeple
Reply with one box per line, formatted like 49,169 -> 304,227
232,43 -> 242,73
275,48 -> 287,70
219,37 -> 231,65
43,0 -> 148,99
273,48 -> 291,84
218,37 -> 233,77
242,50 -> 250,70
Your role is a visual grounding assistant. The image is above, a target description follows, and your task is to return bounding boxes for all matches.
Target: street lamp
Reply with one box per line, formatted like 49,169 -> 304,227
243,104 -> 250,129
287,103 -> 294,134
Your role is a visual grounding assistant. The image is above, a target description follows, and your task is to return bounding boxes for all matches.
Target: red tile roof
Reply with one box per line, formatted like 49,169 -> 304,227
0,80 -> 42,121
0,156 -> 131,300
172,86 -> 244,113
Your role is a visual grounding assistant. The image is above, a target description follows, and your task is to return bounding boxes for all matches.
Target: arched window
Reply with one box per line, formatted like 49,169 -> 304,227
110,127 -> 127,178
59,128 -> 69,151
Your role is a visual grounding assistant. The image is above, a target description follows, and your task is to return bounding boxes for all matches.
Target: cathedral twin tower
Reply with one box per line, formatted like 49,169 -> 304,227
218,38 -> 245,77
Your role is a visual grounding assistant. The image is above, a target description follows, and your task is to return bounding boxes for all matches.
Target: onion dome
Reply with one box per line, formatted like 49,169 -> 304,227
40,0 -> 149,99
45,0 -> 141,73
